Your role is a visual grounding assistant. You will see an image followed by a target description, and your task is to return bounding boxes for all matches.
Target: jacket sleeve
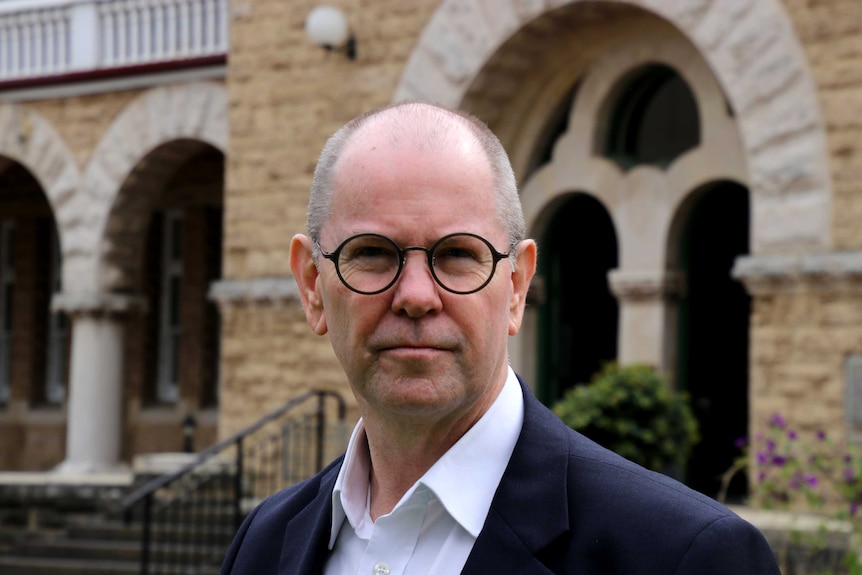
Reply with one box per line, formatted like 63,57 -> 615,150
673,515 -> 781,575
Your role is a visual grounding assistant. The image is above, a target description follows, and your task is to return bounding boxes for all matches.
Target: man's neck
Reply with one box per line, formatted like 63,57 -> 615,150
360,381 -> 504,520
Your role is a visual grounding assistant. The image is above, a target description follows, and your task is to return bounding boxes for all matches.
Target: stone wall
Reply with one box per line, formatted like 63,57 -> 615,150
24,91 -> 141,171
750,288 -> 862,440
736,248 -> 862,442
744,0 -> 862,440
0,84 -> 224,469
218,0 -> 862,445
219,0 -> 438,435
782,0 -> 862,250
0,0 -> 857,472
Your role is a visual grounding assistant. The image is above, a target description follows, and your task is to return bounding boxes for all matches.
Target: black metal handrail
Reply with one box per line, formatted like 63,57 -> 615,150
121,390 -> 347,575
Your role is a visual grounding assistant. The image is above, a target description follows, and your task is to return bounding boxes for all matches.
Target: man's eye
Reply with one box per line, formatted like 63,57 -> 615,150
353,246 -> 387,257
437,247 -> 478,260
347,245 -> 397,261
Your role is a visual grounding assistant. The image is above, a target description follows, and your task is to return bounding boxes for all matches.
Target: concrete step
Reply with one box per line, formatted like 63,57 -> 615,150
10,535 -> 227,563
0,556 -> 220,575
0,556 -> 139,575
12,537 -> 141,561
64,517 -> 235,542
63,518 -> 141,541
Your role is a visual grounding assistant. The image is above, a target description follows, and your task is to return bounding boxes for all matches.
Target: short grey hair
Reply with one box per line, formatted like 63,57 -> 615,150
307,102 -> 526,252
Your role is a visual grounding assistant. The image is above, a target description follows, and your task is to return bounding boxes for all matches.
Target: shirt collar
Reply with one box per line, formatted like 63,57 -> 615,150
329,367 -> 524,547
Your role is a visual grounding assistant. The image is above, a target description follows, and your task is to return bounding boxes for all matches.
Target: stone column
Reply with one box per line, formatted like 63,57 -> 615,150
608,269 -> 685,376
52,293 -> 145,475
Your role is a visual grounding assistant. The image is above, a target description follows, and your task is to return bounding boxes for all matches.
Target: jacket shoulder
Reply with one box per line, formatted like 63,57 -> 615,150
220,456 -> 343,575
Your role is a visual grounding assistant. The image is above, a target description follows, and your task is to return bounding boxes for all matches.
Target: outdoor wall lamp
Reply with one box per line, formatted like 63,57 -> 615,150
305,5 -> 356,60
182,414 -> 197,453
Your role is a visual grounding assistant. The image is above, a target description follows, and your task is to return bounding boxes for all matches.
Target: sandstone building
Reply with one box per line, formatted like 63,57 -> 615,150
0,0 -> 859,499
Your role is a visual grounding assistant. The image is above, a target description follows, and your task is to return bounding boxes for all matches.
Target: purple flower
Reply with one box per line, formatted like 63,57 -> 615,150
851,502 -> 859,517
770,413 -> 787,429
817,430 -> 827,441
734,437 -> 747,449
766,439 -> 777,453
788,430 -> 798,440
844,468 -> 856,483
771,455 -> 787,467
757,452 -> 768,465
757,471 -> 766,483
805,474 -> 819,488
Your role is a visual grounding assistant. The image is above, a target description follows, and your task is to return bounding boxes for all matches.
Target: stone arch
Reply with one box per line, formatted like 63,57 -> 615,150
71,81 -> 227,293
394,0 -> 832,255
0,105 -> 80,236
521,18 -> 745,272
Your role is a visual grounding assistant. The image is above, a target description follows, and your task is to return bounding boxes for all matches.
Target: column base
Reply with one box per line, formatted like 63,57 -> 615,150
52,459 -> 132,479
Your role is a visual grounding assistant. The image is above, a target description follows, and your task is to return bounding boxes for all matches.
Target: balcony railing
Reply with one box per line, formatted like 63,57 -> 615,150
0,0 -> 228,83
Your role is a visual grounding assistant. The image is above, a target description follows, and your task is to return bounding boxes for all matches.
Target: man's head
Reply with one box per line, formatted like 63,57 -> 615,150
306,102 -> 526,253
290,102 -> 536,434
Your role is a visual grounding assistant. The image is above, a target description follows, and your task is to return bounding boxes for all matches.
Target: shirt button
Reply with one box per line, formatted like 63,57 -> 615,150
373,562 -> 390,575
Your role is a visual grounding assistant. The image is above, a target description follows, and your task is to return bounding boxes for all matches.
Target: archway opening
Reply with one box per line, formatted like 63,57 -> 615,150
0,157 -> 66,470
674,181 -> 750,499
0,159 -> 65,407
107,140 -> 224,457
537,193 -> 619,404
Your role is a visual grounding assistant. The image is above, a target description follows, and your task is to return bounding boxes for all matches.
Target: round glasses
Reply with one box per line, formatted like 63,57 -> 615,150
317,232 -> 513,295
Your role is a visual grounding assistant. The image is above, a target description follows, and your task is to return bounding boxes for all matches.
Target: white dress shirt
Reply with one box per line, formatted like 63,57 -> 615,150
324,367 -> 524,575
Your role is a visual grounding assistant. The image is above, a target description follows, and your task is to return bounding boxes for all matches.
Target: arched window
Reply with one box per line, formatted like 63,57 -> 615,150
600,64 -> 700,169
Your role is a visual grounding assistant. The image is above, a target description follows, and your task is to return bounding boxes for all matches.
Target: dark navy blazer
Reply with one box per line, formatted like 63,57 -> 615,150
221,379 -> 780,574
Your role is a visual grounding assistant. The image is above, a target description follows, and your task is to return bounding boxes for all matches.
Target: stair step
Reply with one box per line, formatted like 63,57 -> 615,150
64,519 -> 142,541
15,536 -> 226,561
0,556 -> 221,575
65,517 -> 236,542
0,556 -> 139,575
13,538 -> 141,561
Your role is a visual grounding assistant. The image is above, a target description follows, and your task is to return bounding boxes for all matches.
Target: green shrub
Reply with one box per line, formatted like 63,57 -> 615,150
551,363 -> 700,472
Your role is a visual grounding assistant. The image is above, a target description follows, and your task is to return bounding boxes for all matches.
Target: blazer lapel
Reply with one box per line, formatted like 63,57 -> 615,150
461,379 -> 571,574
277,464 -> 340,574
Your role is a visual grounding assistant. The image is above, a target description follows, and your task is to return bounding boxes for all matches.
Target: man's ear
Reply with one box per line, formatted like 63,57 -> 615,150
508,240 -> 537,336
289,234 -> 328,335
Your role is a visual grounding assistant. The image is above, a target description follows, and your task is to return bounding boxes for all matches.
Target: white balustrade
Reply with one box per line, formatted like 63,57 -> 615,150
0,0 -> 228,82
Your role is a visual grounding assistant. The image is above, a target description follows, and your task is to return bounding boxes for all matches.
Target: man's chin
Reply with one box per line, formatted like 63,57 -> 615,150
367,376 -> 457,415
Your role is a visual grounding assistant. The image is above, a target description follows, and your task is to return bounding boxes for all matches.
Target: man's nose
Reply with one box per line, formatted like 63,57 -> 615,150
390,250 -> 442,317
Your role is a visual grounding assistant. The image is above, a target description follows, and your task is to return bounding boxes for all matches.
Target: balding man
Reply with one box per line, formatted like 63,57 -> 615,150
221,102 -> 779,575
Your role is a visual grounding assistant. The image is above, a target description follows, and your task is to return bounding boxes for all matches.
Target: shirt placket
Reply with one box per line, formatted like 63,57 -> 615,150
358,488 -> 431,575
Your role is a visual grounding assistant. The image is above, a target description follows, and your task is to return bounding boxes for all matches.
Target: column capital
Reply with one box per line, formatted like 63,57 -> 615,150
733,251 -> 862,295
51,292 -> 147,318
608,269 -> 686,301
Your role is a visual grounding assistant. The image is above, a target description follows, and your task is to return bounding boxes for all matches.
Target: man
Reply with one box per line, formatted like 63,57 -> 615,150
221,102 -> 779,574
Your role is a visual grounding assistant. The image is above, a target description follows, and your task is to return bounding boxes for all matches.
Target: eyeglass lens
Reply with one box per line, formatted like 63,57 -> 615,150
334,233 -> 501,294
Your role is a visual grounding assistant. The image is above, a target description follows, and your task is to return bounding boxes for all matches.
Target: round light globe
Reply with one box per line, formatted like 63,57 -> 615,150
305,5 -> 350,49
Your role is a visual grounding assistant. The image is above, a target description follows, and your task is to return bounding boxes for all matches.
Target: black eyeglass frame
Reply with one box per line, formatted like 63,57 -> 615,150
316,232 -> 514,295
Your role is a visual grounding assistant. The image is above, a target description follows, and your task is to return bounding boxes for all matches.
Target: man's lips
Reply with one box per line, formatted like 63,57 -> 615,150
378,344 -> 452,353
370,337 -> 458,354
